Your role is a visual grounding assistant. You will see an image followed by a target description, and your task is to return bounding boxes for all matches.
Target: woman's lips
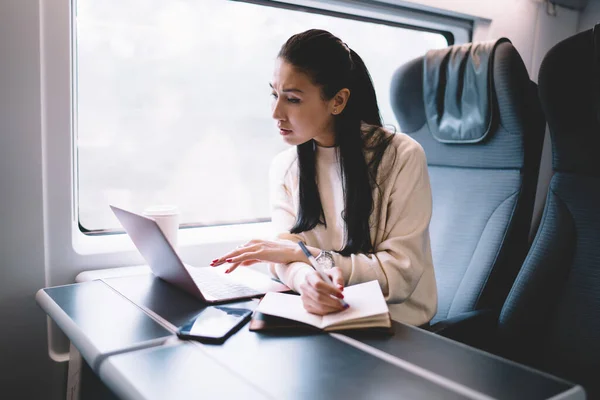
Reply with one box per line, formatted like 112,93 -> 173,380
279,128 -> 292,136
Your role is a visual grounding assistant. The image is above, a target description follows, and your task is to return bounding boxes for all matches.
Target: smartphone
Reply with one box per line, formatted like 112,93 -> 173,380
177,306 -> 253,344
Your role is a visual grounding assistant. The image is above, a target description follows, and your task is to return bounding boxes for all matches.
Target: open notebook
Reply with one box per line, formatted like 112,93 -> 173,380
255,280 -> 391,331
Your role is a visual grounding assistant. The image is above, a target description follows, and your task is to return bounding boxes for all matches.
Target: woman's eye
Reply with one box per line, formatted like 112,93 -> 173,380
270,92 -> 278,99
287,98 -> 300,104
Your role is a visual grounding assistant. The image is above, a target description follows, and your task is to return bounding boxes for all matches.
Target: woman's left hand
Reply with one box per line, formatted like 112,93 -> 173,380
211,239 -> 304,273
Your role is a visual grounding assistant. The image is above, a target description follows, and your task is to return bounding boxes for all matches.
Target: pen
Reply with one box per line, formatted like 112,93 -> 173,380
297,242 -> 349,308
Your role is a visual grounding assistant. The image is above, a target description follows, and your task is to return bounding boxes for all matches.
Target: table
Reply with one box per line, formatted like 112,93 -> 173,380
36,271 -> 586,400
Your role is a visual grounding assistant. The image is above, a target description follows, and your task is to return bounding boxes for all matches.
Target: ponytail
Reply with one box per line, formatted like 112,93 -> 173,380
348,49 -> 382,127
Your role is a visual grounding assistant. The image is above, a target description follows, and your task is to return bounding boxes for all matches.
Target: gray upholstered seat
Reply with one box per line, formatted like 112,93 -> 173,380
496,26 -> 600,398
390,39 -> 545,327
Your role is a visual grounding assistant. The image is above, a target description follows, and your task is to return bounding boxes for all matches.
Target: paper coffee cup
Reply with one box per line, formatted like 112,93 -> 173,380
143,205 -> 180,248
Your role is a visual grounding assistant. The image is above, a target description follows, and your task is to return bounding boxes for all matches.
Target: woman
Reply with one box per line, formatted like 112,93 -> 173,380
212,29 -> 437,326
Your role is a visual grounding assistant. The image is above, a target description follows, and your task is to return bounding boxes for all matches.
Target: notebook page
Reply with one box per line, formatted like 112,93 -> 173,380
322,280 -> 389,328
256,292 -> 323,328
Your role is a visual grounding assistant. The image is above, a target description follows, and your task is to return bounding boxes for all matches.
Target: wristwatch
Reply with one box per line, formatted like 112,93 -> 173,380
315,250 -> 335,271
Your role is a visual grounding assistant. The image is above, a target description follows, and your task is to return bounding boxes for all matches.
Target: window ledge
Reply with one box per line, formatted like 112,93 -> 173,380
72,221 -> 275,256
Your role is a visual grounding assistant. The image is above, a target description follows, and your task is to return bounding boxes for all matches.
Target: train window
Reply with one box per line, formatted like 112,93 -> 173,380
74,0 -> 450,233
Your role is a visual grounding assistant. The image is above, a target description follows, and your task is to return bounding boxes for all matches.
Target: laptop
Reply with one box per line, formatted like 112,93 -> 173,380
110,205 -> 290,304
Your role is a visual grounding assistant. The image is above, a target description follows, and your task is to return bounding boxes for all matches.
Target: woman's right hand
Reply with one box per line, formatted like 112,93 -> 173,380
298,267 -> 348,315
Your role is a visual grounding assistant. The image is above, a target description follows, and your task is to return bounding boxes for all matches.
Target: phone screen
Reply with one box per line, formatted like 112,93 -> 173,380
177,306 -> 252,344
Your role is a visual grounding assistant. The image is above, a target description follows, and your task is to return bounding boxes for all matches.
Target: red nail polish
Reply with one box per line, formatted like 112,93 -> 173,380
225,258 -> 232,262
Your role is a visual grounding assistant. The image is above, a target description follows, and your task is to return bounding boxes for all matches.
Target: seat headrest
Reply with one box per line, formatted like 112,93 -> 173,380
423,38 -> 510,144
538,26 -> 600,176
391,39 -> 541,169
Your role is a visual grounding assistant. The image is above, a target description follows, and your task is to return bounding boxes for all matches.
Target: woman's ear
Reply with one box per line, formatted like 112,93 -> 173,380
331,88 -> 351,115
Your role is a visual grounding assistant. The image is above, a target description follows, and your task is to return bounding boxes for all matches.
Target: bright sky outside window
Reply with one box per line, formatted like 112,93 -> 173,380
75,0 -> 448,232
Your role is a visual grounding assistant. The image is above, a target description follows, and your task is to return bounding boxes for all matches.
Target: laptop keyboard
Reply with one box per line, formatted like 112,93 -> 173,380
189,267 -> 262,299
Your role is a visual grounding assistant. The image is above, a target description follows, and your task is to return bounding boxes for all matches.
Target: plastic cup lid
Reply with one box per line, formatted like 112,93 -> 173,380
142,205 -> 179,216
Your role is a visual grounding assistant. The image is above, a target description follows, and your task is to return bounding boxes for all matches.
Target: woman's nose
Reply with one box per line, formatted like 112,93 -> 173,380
272,100 -> 284,120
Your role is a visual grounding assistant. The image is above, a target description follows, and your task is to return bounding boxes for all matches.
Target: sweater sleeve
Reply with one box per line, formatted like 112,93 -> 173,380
267,151 -> 314,292
333,143 -> 433,304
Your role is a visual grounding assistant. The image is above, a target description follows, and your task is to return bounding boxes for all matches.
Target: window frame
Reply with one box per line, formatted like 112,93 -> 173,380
72,0 -> 471,236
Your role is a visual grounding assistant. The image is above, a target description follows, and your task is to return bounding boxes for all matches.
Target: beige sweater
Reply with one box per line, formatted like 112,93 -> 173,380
268,132 -> 437,326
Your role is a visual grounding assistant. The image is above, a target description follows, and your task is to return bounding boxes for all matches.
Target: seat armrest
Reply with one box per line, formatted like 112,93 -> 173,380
428,309 -> 499,350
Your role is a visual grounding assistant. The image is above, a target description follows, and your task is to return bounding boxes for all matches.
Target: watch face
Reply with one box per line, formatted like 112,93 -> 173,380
316,251 -> 334,270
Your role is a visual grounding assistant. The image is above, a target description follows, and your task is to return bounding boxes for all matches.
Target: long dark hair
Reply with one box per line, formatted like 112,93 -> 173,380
279,29 -> 394,256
